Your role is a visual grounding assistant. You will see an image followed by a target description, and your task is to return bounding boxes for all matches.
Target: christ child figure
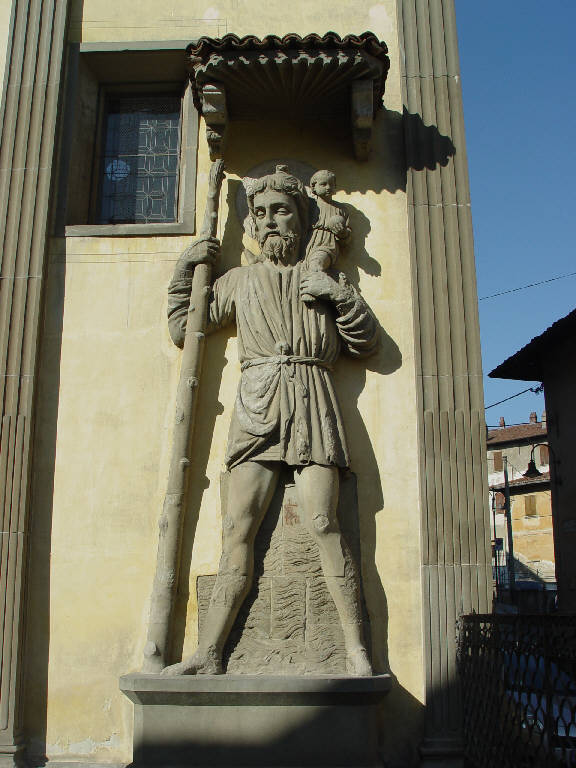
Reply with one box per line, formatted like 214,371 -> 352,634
306,169 -> 351,273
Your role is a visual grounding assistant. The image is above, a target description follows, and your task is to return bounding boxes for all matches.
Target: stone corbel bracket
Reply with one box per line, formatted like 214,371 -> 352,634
200,83 -> 228,160
187,32 -> 390,161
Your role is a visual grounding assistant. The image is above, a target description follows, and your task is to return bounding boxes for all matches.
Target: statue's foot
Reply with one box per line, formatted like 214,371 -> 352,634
346,647 -> 372,677
161,647 -> 223,676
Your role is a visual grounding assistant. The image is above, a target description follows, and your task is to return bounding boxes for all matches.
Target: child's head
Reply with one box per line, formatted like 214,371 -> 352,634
310,169 -> 336,198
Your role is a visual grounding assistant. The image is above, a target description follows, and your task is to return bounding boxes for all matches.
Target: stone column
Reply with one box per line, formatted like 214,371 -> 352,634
397,1 -> 492,765
0,0 -> 69,763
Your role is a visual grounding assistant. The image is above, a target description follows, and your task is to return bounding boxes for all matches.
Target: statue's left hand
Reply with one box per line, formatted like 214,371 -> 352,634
300,271 -> 344,304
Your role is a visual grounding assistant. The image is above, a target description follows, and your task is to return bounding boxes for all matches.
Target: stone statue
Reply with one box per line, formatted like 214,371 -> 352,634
304,169 -> 351,276
164,164 -> 378,677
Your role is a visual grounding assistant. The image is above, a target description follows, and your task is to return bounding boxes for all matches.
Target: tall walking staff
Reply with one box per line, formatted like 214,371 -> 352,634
142,159 -> 225,672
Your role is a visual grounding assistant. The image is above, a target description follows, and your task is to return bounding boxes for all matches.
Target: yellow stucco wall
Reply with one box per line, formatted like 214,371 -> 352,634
511,491 -> 555,566
23,1 -> 426,765
68,0 -> 397,45
0,0 -> 12,90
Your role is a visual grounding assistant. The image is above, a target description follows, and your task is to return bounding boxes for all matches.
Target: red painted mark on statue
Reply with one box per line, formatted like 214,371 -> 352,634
283,499 -> 300,526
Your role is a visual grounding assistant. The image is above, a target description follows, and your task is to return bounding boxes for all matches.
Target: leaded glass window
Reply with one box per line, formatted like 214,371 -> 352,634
97,95 -> 181,224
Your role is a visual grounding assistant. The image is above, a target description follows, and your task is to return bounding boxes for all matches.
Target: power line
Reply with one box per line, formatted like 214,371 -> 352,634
487,421 -> 544,427
485,385 -> 543,410
487,423 -> 544,428
479,270 -> 576,301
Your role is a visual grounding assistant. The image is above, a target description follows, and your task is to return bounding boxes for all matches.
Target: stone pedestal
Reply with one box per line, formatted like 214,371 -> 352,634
120,674 -> 391,768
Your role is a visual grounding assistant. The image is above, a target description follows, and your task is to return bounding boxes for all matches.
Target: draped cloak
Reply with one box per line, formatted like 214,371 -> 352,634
168,260 -> 378,470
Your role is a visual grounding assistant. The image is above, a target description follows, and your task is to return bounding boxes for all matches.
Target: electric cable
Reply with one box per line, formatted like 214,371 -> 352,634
485,385 -> 543,410
479,270 -> 576,301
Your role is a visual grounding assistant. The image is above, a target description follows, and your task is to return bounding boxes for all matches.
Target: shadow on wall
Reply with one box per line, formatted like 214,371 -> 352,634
338,107 -> 455,195
216,107 -> 454,199
22,252 -> 66,763
401,109 -> 456,174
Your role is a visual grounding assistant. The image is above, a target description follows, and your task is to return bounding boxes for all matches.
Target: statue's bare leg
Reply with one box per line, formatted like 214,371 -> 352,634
162,461 -> 280,675
294,464 -> 372,676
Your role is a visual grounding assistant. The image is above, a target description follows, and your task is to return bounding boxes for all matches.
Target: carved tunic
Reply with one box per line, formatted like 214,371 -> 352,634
168,260 -> 378,469
306,197 -> 351,267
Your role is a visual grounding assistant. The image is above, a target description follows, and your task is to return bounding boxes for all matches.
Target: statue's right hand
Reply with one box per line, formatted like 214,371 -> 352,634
178,236 -> 220,271
327,215 -> 347,238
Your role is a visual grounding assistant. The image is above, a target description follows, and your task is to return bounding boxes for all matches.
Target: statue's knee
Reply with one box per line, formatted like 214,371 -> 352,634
222,513 -> 251,549
311,512 -> 331,535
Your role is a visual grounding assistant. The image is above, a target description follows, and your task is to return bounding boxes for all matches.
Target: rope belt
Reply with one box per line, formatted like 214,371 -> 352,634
241,355 -> 333,372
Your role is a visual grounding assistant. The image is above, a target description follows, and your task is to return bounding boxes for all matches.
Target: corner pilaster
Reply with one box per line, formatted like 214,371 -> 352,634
0,0 -> 70,762
397,1 -> 492,764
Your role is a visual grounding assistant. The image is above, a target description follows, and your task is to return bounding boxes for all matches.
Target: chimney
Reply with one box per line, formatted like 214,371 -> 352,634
541,410 -> 547,428
530,412 -> 537,424
499,416 -> 505,427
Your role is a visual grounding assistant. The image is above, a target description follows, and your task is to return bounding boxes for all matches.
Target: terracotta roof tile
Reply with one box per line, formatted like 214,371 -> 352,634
487,422 -> 547,445
187,31 -> 389,64
490,471 -> 550,491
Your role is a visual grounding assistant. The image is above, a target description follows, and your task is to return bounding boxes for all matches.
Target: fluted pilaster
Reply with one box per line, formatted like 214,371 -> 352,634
397,1 -> 492,763
0,0 -> 69,762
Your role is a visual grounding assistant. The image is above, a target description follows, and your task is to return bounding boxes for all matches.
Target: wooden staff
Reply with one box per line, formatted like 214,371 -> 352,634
142,159 -> 225,672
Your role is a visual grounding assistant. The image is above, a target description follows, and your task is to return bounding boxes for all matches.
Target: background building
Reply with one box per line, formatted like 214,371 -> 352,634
487,412 -> 555,611
490,307 -> 576,613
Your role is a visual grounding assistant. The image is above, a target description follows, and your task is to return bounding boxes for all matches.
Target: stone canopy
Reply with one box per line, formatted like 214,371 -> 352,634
186,31 -> 390,159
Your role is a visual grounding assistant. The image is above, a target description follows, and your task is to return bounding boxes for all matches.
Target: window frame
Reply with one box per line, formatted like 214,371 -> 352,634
90,86 -> 185,228
524,495 -> 538,518
57,42 -> 198,237
493,450 -> 503,472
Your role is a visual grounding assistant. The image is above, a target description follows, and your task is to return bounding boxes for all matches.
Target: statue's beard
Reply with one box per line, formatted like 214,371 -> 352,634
259,231 -> 299,265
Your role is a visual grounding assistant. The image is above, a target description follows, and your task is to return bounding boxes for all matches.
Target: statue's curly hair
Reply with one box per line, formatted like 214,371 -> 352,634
310,169 -> 336,189
244,165 -> 309,240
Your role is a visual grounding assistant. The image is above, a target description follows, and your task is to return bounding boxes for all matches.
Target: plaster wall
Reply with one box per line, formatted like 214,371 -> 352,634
510,492 -> 555,569
20,1 -> 426,766
487,439 -> 548,485
493,491 -> 555,586
67,0 -> 398,45
0,0 -> 11,89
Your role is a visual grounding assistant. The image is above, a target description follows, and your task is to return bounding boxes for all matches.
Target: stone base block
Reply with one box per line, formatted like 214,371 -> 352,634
419,738 -> 464,768
120,674 -> 391,768
0,744 -> 26,768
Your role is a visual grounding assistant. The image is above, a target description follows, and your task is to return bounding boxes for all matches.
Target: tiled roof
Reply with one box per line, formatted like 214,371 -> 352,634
489,307 -> 576,381
187,31 -> 389,65
487,422 -> 547,446
490,471 -> 550,492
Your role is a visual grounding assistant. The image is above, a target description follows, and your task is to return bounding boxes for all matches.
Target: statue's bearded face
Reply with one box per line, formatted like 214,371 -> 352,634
252,189 -> 301,266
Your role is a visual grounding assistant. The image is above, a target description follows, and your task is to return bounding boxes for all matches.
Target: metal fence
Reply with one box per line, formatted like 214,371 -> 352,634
458,614 -> 576,767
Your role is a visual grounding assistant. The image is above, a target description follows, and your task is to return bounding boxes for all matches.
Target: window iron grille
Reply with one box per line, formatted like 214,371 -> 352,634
97,94 -> 181,225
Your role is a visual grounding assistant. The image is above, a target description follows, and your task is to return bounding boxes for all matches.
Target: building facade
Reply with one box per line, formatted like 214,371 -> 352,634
487,413 -> 555,610
0,2 -> 490,767
490,307 -> 576,615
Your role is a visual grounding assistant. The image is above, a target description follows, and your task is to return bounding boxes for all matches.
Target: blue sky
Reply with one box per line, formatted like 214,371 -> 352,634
455,2 -> 576,427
